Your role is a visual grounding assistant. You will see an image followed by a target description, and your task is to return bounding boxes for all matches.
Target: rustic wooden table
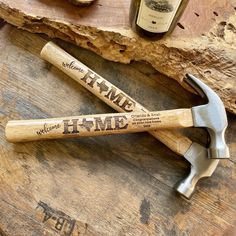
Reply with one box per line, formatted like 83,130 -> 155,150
0,24 -> 235,235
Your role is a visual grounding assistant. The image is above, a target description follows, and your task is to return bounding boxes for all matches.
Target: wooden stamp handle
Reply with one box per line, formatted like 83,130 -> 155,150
6,109 -> 193,142
40,42 -> 193,155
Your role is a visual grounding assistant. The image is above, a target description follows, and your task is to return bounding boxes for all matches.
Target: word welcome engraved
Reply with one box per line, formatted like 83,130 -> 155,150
35,113 -> 161,137
36,123 -> 61,135
62,61 -> 84,73
62,60 -> 137,112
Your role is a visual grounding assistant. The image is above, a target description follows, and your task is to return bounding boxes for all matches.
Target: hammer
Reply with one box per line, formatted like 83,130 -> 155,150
5,42 -> 227,198
6,89 -> 229,156
6,43 -> 229,159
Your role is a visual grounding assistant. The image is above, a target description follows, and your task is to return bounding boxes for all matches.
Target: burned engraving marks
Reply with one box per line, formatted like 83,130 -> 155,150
131,113 -> 161,128
35,201 -> 76,235
62,119 -> 80,134
80,118 -> 94,131
33,60 -> 162,138
35,116 -> 129,136
35,114 -> 161,137
62,61 -> 84,73
63,61 -> 136,112
62,115 -> 128,134
36,123 -> 61,135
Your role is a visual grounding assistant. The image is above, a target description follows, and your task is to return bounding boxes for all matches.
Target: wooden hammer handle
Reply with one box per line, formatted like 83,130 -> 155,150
6,109 -> 192,142
38,42 -> 194,155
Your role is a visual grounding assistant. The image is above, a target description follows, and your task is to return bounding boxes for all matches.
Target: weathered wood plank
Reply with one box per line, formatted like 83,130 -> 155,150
0,25 -> 235,235
0,0 -> 235,114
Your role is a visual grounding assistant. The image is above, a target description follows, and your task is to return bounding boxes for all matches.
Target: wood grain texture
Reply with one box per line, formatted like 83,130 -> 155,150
0,0 -> 235,114
0,24 -> 235,236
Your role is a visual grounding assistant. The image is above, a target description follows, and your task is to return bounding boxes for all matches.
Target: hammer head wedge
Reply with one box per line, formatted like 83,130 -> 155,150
176,142 -> 219,199
184,74 -> 230,159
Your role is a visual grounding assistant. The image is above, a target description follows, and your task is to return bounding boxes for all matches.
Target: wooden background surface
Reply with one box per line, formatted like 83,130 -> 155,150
0,24 -> 235,235
0,0 -> 236,114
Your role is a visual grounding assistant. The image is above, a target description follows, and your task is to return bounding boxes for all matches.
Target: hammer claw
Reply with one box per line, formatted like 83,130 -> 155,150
184,74 -> 230,159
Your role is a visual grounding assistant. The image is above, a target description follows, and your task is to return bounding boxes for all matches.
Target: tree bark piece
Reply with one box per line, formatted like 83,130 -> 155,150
0,0 -> 235,113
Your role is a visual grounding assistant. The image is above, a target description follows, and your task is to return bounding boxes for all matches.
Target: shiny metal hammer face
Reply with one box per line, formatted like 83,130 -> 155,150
184,74 -> 229,159
176,142 -> 219,199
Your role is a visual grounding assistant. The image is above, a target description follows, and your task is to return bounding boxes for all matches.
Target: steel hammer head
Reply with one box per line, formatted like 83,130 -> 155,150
176,142 -> 219,199
184,74 -> 229,159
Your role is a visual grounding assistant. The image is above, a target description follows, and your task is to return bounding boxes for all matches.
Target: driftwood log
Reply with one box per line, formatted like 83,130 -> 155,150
0,24 -> 235,236
0,0 -> 235,114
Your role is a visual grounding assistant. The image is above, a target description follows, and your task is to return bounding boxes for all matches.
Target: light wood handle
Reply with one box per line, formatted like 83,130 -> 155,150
6,109 -> 193,142
40,42 -> 193,155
